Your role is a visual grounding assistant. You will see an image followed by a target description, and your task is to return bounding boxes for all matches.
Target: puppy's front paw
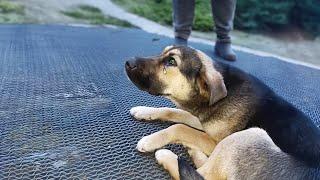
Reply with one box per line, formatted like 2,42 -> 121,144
136,135 -> 158,152
155,149 -> 178,169
130,106 -> 159,121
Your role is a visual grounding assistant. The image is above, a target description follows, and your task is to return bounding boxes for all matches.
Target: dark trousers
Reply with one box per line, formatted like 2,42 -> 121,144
172,0 -> 236,42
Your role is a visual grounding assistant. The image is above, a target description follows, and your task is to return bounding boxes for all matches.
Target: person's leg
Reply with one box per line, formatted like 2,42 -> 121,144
211,0 -> 237,61
172,0 -> 195,45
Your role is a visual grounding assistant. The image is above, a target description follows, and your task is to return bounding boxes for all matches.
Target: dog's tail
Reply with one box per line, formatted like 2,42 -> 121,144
178,157 -> 204,180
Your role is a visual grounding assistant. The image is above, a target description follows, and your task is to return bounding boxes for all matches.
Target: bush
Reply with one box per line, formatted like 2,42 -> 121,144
235,0 -> 294,30
292,0 -> 320,37
194,0 -> 213,31
235,0 -> 320,37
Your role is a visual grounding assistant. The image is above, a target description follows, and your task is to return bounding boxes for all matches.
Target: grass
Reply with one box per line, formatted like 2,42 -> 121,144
62,5 -> 135,27
112,0 -> 214,31
0,1 -> 24,14
0,0 -> 25,23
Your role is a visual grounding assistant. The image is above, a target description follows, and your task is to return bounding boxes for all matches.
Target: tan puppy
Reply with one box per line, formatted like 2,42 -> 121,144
125,46 -> 320,179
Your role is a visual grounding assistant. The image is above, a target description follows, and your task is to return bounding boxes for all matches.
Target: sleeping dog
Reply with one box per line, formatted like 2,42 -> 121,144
125,46 -> 320,180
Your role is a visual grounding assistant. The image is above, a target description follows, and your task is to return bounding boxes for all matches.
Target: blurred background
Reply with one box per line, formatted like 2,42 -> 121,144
1,0 -> 319,65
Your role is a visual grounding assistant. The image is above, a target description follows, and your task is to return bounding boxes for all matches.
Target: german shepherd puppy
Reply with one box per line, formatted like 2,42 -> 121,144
125,46 -> 320,180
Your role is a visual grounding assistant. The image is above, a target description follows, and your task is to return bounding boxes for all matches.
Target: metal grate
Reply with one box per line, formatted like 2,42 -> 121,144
0,25 -> 319,179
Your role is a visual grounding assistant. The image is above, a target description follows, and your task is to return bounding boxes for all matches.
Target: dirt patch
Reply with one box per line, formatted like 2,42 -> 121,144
62,4 -> 134,27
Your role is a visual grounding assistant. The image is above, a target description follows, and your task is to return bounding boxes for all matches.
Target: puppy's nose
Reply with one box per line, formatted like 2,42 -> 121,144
125,58 -> 137,69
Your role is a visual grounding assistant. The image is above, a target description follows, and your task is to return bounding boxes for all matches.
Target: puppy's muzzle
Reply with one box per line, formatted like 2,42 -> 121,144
125,58 -> 137,70
125,57 -> 148,91
125,57 -> 164,96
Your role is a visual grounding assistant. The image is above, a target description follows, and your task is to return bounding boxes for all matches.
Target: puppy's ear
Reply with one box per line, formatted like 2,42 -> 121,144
163,45 -> 174,52
207,69 -> 227,105
163,45 -> 176,54
196,51 -> 227,105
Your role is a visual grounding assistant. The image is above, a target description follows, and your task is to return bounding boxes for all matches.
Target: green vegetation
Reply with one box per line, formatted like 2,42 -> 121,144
236,0 -> 320,37
0,1 -> 24,14
0,0 -> 25,23
62,5 -> 135,27
235,1 -> 294,30
292,1 -> 320,37
112,0 -> 319,37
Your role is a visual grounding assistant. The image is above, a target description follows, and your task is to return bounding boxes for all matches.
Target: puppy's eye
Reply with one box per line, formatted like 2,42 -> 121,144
166,57 -> 177,66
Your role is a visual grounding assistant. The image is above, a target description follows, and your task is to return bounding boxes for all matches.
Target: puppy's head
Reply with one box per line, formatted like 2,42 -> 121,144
125,46 -> 227,105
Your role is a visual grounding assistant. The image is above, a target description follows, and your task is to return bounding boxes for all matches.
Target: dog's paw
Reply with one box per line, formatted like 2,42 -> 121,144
155,149 -> 177,167
137,135 -> 155,152
130,106 -> 159,121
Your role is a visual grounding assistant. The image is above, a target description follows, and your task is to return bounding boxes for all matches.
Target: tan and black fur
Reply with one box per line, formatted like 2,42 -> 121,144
125,46 -> 320,180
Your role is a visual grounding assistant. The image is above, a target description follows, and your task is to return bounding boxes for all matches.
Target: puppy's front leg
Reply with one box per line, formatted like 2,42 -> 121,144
130,106 -> 203,130
137,124 -> 215,155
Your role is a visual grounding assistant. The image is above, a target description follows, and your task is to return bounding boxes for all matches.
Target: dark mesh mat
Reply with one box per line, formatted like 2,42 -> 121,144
0,25 -> 319,179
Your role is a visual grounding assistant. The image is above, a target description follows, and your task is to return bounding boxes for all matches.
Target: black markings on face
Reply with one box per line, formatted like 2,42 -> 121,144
126,56 -> 166,96
175,47 -> 202,81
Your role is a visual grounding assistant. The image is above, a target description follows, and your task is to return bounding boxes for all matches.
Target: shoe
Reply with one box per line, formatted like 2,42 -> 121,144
174,37 -> 188,46
214,41 -> 236,61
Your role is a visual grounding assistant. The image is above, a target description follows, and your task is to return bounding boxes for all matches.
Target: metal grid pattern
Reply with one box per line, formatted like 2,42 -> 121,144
0,25 -> 319,179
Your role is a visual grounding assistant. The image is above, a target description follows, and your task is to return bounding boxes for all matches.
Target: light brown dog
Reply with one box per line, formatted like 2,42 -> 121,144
125,46 -> 320,180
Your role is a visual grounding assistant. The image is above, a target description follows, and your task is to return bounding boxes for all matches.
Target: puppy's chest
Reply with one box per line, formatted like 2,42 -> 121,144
202,116 -> 248,142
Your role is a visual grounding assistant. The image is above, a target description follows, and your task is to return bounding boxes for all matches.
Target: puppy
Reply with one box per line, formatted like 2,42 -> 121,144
125,46 -> 320,179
